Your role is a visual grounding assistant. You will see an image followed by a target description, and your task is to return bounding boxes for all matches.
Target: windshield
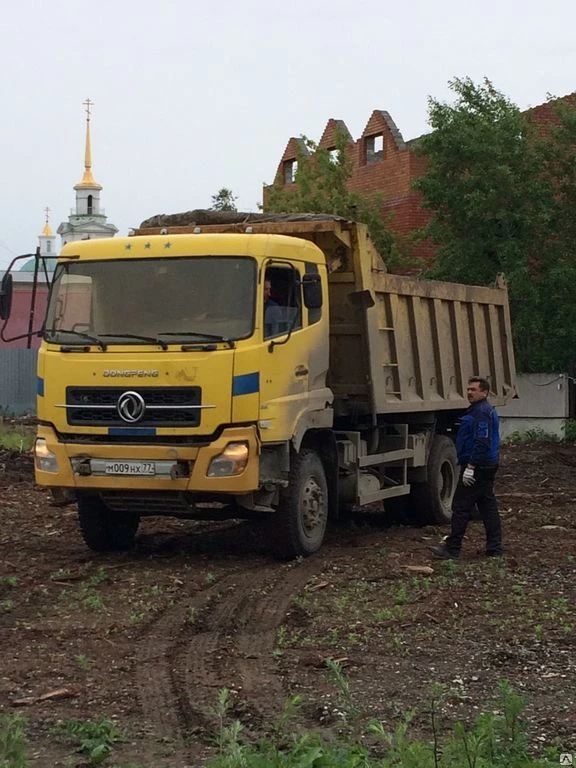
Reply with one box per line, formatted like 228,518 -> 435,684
44,256 -> 256,345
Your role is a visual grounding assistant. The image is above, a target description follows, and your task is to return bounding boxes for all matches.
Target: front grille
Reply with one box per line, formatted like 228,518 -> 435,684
57,432 -> 211,445
65,386 -> 202,427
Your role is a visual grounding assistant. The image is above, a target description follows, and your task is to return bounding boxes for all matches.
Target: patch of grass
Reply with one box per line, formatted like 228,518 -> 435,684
375,605 -> 405,622
81,591 -> 105,612
0,419 -> 35,452
0,712 -> 29,767
503,427 -> 560,445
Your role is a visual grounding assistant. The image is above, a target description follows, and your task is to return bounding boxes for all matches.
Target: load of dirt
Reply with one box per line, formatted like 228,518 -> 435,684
0,442 -> 575,766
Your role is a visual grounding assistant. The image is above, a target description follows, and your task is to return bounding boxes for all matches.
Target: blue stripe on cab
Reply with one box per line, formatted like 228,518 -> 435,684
108,427 -> 157,436
37,377 -> 44,396
232,371 -> 260,396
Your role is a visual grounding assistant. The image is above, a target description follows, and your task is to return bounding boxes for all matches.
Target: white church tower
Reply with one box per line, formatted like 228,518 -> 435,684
58,99 -> 118,245
39,207 -> 57,260
19,207 -> 59,273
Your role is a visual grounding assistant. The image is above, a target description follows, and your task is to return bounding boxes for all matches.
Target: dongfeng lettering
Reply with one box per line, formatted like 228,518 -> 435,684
103,370 -> 160,378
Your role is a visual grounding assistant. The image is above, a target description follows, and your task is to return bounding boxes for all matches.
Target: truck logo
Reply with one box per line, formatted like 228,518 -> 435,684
117,391 -> 146,423
103,370 -> 159,378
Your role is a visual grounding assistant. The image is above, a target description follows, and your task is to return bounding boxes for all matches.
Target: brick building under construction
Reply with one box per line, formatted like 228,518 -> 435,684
267,93 -> 576,269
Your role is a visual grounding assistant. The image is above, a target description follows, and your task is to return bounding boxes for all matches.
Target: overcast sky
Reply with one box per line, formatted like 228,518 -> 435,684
1,0 -> 574,269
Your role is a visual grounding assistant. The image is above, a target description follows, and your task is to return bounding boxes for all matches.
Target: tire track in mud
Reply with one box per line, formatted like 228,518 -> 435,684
134,564 -> 252,757
178,559 -> 321,732
134,557 -> 321,758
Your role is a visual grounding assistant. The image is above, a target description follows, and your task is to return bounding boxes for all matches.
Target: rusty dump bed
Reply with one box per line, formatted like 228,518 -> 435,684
134,211 -> 516,415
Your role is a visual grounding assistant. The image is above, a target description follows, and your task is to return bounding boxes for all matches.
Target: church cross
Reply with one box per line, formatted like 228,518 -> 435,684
83,98 -> 93,120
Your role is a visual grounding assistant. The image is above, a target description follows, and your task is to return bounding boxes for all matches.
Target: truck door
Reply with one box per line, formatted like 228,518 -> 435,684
258,262 -> 312,441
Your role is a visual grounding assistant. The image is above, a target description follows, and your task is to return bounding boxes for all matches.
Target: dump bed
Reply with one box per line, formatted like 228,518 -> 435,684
134,212 -> 516,415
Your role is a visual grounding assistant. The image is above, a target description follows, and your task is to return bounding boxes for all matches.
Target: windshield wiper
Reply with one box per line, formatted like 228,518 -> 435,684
99,333 -> 168,350
157,332 -> 235,348
46,328 -> 107,351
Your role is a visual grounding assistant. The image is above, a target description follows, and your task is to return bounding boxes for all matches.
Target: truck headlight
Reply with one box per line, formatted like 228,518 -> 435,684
34,438 -> 59,473
207,442 -> 249,477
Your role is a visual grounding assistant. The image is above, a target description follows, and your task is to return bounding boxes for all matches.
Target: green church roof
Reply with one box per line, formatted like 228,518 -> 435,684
20,257 -> 58,272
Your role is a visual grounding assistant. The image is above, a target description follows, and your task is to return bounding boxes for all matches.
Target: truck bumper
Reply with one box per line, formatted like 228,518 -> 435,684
34,425 -> 261,494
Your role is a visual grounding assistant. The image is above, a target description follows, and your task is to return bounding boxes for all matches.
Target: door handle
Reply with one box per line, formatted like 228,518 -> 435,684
294,365 -> 309,377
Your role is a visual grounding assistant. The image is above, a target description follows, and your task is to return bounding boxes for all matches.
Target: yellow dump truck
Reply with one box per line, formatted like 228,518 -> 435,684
0,212 -> 516,557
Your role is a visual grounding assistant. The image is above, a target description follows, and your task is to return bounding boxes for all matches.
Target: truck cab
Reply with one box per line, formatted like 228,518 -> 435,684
33,232 -> 334,557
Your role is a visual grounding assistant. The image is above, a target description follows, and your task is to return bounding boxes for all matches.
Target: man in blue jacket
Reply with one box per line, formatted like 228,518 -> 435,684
429,376 -> 503,559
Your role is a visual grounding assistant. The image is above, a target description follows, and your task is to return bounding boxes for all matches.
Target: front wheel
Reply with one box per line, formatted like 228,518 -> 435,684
77,494 -> 140,552
271,450 -> 328,559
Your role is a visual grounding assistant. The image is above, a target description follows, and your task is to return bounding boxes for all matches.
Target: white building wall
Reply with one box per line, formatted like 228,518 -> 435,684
498,373 -> 571,439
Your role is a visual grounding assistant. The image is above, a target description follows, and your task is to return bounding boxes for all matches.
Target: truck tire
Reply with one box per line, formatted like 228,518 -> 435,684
271,449 -> 328,559
77,495 -> 140,552
411,435 -> 458,525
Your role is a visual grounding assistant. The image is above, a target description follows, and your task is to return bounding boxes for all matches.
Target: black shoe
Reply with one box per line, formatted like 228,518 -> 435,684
485,550 -> 504,558
428,544 -> 459,560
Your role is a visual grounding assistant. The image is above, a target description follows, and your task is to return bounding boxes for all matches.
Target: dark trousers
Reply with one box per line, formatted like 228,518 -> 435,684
445,466 -> 502,555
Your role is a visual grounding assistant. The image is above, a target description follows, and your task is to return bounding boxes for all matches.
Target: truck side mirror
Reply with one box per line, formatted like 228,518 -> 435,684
0,273 -> 13,320
302,273 -> 322,310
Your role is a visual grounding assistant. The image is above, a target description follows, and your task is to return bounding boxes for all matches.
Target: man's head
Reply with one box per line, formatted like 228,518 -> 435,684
264,279 -> 272,302
467,376 -> 490,404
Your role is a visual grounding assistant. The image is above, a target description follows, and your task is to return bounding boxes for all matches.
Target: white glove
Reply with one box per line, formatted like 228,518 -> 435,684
462,466 -> 475,486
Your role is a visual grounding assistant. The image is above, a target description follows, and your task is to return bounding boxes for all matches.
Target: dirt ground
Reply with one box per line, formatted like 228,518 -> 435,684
1,442 -> 576,766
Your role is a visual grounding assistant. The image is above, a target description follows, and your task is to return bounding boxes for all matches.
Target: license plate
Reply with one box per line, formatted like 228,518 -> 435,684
104,461 -> 156,476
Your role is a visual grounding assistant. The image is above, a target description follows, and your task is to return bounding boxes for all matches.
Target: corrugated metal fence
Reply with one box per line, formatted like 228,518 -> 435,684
0,349 -> 38,415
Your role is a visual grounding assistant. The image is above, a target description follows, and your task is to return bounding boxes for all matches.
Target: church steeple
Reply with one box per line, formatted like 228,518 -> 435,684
58,99 -> 118,246
20,208 -> 58,271
39,207 -> 57,262
74,98 -> 102,191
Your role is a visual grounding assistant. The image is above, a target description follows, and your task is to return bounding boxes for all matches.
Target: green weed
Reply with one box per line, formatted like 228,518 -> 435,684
75,653 -> 92,671
0,712 -> 29,767
205,676 -> 561,767
52,717 -> 124,764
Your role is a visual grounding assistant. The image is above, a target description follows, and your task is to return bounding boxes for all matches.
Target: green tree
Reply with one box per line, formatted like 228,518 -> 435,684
210,188 -> 238,211
264,131 -> 402,267
525,99 -> 576,372
414,77 -> 552,284
414,77 -> 576,372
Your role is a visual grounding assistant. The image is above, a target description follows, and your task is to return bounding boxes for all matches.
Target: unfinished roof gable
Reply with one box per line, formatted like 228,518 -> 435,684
280,137 -> 310,163
361,110 -> 406,151
318,118 -> 353,148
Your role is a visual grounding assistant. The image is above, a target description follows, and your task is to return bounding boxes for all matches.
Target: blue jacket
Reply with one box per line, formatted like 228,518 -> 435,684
456,399 -> 500,466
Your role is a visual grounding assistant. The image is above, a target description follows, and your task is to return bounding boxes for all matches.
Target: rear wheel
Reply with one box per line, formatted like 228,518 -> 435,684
411,435 -> 458,525
271,450 -> 328,559
77,494 -> 140,552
